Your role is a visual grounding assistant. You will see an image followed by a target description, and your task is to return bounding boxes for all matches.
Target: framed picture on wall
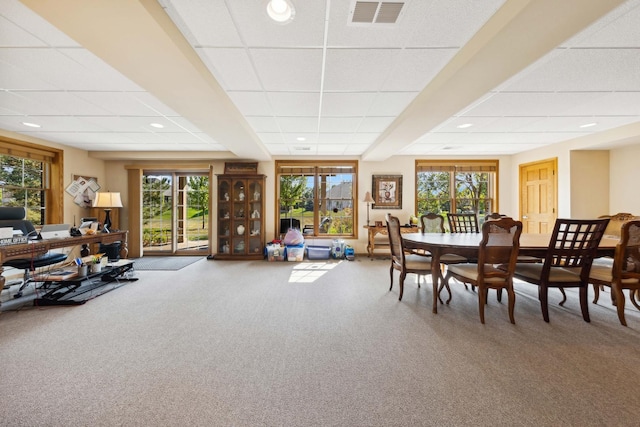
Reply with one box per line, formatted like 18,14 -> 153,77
372,175 -> 402,209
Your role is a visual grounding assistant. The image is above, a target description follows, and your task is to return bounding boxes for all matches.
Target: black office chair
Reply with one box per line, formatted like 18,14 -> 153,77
0,207 -> 68,298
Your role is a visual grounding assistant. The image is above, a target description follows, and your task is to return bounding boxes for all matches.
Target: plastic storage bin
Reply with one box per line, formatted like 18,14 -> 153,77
286,244 -> 305,261
306,245 -> 331,260
265,244 -> 285,261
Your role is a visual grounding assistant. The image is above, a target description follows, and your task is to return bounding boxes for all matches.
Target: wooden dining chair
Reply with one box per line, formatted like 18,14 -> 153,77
512,218 -> 610,323
447,213 -> 479,233
443,218 -> 523,323
484,212 -> 507,221
385,213 -> 433,301
420,213 -> 446,233
588,220 -> 640,326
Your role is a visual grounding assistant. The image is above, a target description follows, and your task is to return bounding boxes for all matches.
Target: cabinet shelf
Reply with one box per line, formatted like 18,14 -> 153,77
215,174 -> 265,260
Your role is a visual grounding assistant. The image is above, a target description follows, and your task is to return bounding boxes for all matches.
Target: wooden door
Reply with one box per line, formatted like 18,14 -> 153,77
520,158 -> 557,233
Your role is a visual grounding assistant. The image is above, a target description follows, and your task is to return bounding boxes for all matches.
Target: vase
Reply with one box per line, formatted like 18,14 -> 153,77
237,224 -> 245,235
90,263 -> 102,274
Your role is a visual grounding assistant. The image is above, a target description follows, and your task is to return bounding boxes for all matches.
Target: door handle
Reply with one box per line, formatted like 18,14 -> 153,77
522,215 -> 528,219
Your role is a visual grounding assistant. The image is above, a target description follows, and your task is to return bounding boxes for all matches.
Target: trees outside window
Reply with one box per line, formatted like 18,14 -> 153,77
276,161 -> 357,237
0,155 -> 46,225
416,160 -> 497,222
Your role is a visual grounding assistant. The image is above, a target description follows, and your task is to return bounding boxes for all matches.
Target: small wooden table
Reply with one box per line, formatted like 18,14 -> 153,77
364,225 -> 419,257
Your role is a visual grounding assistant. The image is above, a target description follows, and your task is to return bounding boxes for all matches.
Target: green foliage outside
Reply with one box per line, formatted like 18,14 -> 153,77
417,171 -> 492,218
0,155 -> 45,224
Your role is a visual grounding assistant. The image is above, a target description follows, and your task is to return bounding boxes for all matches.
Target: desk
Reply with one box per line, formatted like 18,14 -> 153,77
364,225 -> 419,257
401,232 -> 618,314
0,231 -> 128,290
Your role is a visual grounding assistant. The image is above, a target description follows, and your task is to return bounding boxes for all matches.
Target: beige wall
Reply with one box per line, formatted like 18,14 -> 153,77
569,150 -> 609,219
609,143 -> 640,214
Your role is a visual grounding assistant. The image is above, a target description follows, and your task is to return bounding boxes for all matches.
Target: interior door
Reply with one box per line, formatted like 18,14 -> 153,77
520,158 -> 557,233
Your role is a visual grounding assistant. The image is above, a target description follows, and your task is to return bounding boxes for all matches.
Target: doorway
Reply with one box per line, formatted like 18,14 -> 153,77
142,172 -> 210,254
519,158 -> 558,233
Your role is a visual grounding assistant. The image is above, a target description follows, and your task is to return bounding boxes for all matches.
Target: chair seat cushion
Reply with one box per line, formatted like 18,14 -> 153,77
4,252 -> 68,270
514,263 -> 582,283
590,264 -> 640,285
405,254 -> 432,271
448,264 -> 508,283
439,254 -> 468,263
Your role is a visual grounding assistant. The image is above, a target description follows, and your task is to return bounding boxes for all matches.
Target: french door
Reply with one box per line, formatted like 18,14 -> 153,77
142,172 -> 210,254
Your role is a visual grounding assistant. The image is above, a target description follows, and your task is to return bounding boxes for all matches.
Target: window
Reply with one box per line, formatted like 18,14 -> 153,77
0,137 -> 63,225
416,160 -> 497,220
276,161 -> 357,238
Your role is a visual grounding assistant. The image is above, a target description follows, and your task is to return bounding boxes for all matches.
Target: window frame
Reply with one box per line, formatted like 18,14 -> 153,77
0,136 -> 63,225
415,159 -> 498,219
275,160 -> 358,239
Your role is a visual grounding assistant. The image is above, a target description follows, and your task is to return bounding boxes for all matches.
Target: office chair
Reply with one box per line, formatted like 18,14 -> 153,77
0,207 -> 68,298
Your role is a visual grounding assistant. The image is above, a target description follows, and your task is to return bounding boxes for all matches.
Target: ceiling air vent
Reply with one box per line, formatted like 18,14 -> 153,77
349,1 -> 406,25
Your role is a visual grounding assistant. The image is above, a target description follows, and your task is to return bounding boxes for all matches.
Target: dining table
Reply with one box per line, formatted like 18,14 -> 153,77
401,232 -> 619,314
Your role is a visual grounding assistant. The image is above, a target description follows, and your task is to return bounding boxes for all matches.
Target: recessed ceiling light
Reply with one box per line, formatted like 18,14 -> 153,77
296,137 -> 306,141
579,122 -> 597,128
150,123 -> 164,128
22,122 -> 41,128
266,0 -> 295,24
294,146 -> 311,151
457,123 -> 473,129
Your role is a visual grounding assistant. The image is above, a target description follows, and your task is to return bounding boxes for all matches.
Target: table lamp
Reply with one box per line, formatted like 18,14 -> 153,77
363,191 -> 374,226
93,192 -> 123,232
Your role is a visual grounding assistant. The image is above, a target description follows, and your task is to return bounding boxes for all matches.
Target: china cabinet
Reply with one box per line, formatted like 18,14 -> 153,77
215,174 -> 266,260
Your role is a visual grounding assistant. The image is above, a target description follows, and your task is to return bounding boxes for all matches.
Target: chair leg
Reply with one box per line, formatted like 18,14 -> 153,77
579,286 -> 590,322
389,266 -> 394,292
592,283 -> 600,304
399,272 -> 406,301
441,271 -> 453,305
630,289 -> 640,311
507,286 -> 516,324
540,286 -> 550,322
496,288 -> 503,303
478,284 -> 486,324
613,283 -> 627,326
558,287 -> 567,306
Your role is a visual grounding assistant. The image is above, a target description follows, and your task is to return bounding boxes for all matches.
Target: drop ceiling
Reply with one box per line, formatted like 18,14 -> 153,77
1,0 -> 639,161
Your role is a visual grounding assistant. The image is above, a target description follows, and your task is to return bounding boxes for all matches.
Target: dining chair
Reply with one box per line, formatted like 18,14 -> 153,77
588,220 -> 640,326
385,213 -> 432,301
443,218 -> 523,323
447,213 -> 479,233
512,218 -> 610,323
484,212 -> 507,221
420,213 -> 446,233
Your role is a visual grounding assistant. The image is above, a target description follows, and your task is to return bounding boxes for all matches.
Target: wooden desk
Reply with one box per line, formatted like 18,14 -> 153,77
364,225 -> 419,257
0,231 -> 128,289
401,232 -> 618,314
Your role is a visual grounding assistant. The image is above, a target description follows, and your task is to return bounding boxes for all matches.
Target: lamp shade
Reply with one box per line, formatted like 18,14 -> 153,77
93,192 -> 123,208
363,191 -> 374,203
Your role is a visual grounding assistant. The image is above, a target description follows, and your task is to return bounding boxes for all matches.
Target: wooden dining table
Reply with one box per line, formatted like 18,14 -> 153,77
401,232 -> 619,314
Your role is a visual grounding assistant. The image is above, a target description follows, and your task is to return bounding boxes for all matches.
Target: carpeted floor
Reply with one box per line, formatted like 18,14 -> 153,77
131,256 -> 204,270
1,258 -> 639,426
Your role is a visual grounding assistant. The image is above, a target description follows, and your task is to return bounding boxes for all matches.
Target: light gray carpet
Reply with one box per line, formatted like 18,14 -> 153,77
1,258 -> 639,426
131,256 -> 204,271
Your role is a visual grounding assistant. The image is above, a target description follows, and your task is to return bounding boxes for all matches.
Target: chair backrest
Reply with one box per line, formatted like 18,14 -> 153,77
543,218 -> 610,279
485,213 -> 507,221
478,217 -> 523,277
420,213 -> 445,233
599,212 -> 639,237
448,213 -> 479,233
385,213 -> 405,267
613,220 -> 640,281
0,207 -> 37,237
